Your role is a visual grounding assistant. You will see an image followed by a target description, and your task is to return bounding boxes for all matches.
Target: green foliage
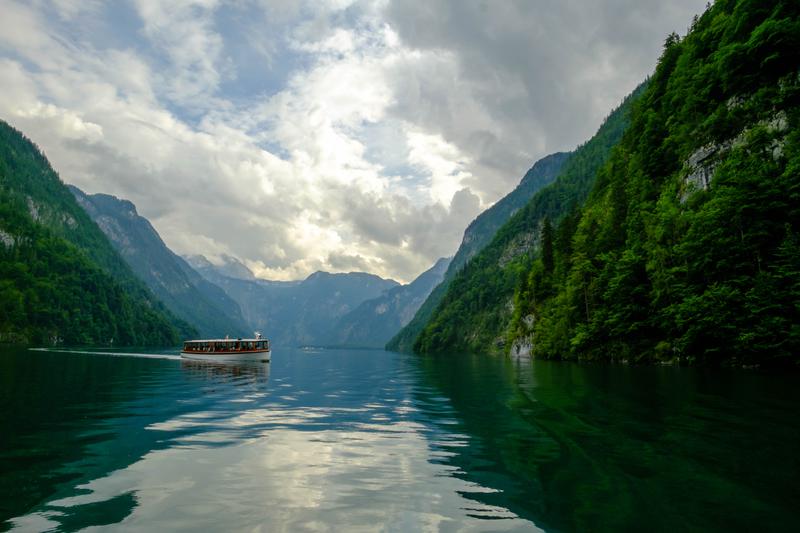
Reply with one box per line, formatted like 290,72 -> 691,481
413,83 -> 644,354
417,0 -> 800,367
541,217 -> 555,274
387,152 -> 571,352
0,120 -> 189,346
512,0 -> 800,367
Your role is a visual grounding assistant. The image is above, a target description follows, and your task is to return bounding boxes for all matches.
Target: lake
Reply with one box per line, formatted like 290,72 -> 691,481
1,346 -> 798,531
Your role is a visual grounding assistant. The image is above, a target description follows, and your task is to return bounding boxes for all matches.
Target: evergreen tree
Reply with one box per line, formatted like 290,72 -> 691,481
541,217 -> 554,274
415,0 -> 800,367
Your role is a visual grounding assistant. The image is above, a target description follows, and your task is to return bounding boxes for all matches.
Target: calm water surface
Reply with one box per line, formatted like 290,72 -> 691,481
0,346 -> 798,531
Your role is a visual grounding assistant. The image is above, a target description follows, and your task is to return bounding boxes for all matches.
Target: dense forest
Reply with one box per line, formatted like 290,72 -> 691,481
411,83 -> 643,354
416,0 -> 800,367
0,121 -> 189,346
387,152 -> 571,352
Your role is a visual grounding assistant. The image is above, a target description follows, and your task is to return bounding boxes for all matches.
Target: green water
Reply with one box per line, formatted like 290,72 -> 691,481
0,346 -> 798,531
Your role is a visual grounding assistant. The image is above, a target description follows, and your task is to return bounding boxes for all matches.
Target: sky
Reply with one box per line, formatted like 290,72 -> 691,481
0,0 -> 708,283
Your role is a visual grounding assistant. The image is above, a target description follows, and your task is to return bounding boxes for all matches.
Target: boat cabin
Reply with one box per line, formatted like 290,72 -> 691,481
182,339 -> 270,353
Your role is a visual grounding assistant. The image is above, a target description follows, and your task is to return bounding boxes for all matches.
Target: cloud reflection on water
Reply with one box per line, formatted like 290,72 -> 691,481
8,351 -> 539,532
18,418 -> 537,531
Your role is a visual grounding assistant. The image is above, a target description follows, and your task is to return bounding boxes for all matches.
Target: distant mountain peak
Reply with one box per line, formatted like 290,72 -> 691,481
184,253 -> 256,281
218,254 -> 256,280
326,256 -> 452,349
68,186 -> 138,218
185,254 -> 215,270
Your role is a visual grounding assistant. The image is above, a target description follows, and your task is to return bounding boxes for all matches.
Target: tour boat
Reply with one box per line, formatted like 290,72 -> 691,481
180,333 -> 271,362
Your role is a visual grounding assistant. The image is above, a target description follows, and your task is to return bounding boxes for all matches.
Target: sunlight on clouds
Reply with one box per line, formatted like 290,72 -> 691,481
288,212 -> 344,264
0,0 -> 709,282
0,0 -> 481,282
406,129 -> 473,207
14,102 -> 104,142
293,27 -> 356,54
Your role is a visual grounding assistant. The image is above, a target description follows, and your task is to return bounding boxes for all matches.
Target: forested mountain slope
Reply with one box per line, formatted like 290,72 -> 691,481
409,83 -> 644,354
70,187 -> 249,338
0,121 -> 188,345
386,152 -> 572,352
421,0 -> 800,367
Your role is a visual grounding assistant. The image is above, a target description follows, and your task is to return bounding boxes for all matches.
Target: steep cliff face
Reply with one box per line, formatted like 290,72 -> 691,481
0,120 -> 186,345
327,257 -> 451,348
70,187 -> 249,338
426,0 -> 800,366
386,152 -> 572,352
454,153 -> 571,270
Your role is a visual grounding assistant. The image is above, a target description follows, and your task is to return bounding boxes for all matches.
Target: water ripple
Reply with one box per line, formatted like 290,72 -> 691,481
4,347 -> 540,531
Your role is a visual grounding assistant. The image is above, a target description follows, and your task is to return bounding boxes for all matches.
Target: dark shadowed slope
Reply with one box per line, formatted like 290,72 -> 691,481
387,152 -> 571,352
0,120 -> 187,345
420,0 -> 800,367
70,187 -> 249,338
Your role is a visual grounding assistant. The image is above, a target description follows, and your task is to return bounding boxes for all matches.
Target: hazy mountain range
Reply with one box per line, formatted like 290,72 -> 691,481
186,257 -> 398,346
63,189 -> 455,347
327,256 -> 451,348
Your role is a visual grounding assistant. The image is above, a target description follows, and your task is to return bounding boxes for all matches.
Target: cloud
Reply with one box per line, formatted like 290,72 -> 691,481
0,0 -> 708,283
382,0 -> 709,199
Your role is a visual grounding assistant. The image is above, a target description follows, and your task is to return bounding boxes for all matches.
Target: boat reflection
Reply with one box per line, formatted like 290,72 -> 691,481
180,360 -> 270,384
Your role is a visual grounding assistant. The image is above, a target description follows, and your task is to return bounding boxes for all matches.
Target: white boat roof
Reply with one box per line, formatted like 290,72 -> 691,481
184,338 -> 268,342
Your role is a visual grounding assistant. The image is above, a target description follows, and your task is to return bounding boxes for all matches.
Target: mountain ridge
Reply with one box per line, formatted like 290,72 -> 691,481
326,256 -> 451,348
386,151 -> 572,352
0,120 -> 187,346
416,0 -> 800,367
69,186 -> 250,338
188,254 -> 400,346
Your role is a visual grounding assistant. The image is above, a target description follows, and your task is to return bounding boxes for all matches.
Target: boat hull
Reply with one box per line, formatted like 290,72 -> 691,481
180,350 -> 271,363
